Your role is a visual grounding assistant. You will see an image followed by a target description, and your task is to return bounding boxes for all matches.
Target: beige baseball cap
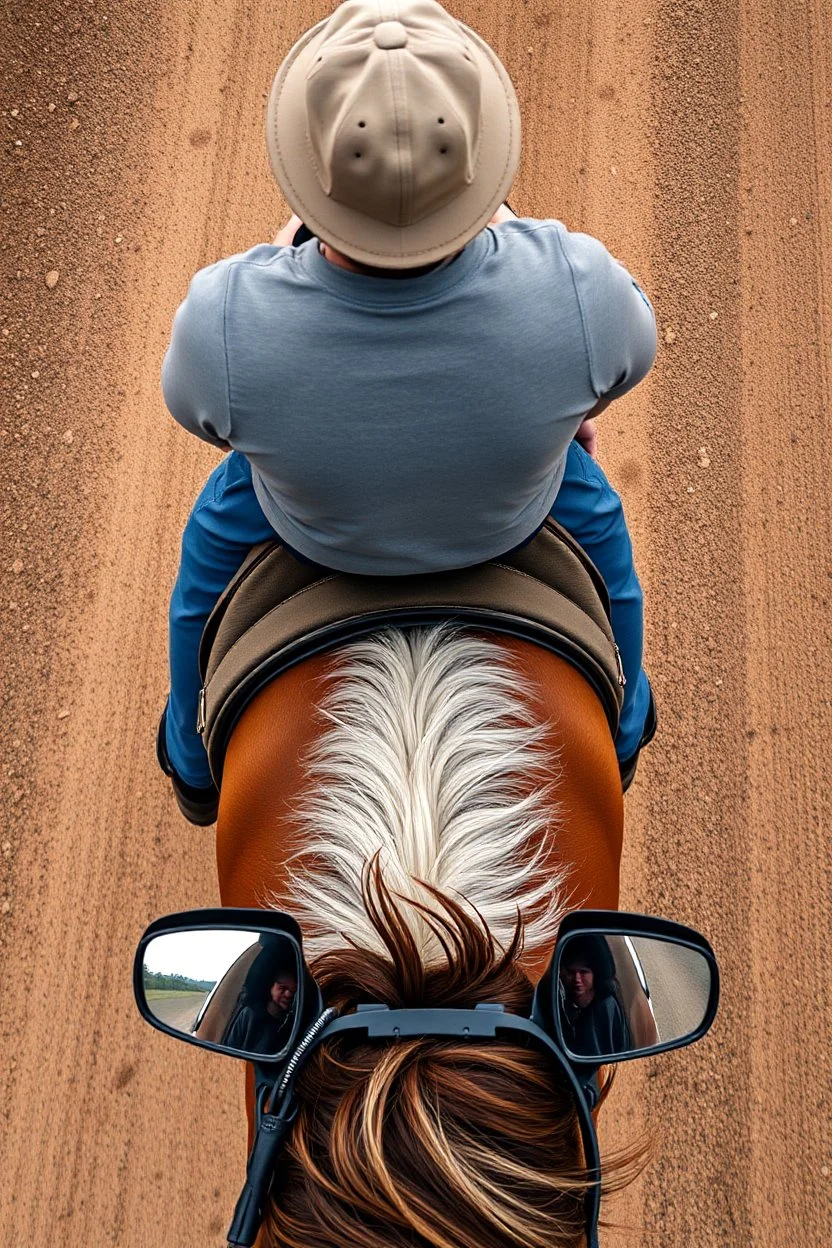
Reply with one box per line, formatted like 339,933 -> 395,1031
266,0 -> 521,269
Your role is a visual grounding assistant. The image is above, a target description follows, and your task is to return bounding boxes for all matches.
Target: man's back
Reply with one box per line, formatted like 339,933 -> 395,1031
162,217 -> 655,574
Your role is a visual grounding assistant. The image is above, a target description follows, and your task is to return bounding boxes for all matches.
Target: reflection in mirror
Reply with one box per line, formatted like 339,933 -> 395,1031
142,929 -> 299,1059
558,932 -> 712,1060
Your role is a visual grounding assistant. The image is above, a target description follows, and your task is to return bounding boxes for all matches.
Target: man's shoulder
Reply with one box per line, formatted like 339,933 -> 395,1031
189,243 -> 296,297
223,242 -> 294,271
177,245 -> 302,339
494,218 -> 619,283
502,216 -> 607,250
547,224 -> 624,282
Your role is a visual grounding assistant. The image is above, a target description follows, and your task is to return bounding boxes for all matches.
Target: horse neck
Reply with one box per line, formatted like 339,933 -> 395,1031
216,628 -> 623,982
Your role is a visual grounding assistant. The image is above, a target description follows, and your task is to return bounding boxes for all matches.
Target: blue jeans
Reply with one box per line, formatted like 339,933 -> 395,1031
165,443 -> 650,786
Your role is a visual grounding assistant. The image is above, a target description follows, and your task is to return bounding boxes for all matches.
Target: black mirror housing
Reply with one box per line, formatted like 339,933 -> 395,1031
532,910 -> 720,1064
133,908 -> 324,1063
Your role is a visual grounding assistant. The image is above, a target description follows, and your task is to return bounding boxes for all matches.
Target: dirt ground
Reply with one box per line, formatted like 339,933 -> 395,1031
1,1 -> 829,1245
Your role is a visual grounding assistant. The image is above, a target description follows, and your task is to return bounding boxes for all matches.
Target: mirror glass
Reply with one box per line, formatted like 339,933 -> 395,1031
557,932 -> 713,1060
141,929 -> 300,1059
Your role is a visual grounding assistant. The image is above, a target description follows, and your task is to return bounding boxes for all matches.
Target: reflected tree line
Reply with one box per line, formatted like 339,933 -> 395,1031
144,970 -> 214,994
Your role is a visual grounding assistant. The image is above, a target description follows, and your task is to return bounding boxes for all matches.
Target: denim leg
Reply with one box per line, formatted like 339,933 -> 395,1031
550,442 -> 651,762
166,452 -> 278,786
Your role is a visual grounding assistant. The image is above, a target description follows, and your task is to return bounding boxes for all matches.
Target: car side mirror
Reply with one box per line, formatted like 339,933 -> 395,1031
532,910 -> 719,1063
133,908 -> 321,1063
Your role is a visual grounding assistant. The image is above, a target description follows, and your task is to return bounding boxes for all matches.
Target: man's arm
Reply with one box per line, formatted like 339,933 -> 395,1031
560,229 -> 657,417
161,262 -> 234,450
566,232 -> 657,459
272,214 -> 305,246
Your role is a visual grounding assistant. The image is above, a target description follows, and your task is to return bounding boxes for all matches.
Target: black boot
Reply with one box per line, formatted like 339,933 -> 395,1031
156,702 -> 219,826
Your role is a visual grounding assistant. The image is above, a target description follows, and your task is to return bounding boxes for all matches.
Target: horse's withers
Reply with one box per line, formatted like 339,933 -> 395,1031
216,637 -> 623,979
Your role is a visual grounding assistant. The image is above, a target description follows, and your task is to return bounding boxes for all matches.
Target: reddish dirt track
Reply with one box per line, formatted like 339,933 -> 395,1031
1,2 -> 830,1245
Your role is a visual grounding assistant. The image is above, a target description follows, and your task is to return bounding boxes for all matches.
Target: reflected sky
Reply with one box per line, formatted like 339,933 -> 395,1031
144,930 -> 263,981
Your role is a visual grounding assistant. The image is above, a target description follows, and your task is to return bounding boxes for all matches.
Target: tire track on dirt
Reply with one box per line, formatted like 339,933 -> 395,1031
739,0 -> 832,1240
0,3 -> 252,1243
642,0 -> 754,1242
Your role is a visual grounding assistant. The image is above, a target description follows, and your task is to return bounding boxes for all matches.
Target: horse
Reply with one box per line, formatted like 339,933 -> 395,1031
205,560 -> 642,1247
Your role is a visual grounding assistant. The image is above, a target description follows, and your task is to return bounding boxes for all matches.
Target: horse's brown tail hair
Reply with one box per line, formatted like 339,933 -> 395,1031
262,858 -> 651,1248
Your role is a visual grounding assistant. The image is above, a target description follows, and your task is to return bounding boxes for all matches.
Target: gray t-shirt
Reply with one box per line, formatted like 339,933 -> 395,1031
161,218 -> 656,574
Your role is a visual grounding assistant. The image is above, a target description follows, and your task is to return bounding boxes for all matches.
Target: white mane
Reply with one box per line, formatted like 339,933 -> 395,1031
276,624 -> 568,965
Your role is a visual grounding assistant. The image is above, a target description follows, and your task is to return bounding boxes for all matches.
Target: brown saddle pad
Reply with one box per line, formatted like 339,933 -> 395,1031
197,517 -> 625,784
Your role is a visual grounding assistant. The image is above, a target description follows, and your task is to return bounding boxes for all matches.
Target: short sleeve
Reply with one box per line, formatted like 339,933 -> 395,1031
559,230 -> 657,400
161,260 -> 233,446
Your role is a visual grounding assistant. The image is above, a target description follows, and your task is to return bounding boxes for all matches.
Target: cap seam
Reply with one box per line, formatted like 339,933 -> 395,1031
387,45 -> 409,229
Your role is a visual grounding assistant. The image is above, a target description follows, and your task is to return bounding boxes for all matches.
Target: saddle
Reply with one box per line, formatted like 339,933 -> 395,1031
197,518 -> 625,785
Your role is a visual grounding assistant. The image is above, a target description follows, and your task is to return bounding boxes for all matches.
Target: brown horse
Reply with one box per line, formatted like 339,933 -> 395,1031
213,625 -> 627,1230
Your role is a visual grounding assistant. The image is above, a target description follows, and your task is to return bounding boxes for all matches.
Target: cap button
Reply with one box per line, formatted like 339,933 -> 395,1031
373,20 -> 408,49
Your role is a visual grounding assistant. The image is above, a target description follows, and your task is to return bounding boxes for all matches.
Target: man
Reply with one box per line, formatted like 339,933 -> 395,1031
157,0 -> 657,824
559,935 -> 631,1058
222,967 -> 297,1056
